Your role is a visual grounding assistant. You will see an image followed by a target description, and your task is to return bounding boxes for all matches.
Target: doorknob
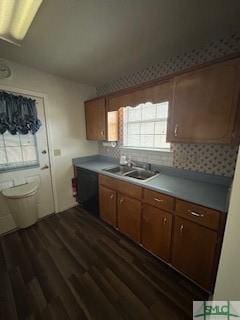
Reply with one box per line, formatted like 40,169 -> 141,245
42,150 -> 47,154
41,164 -> 49,170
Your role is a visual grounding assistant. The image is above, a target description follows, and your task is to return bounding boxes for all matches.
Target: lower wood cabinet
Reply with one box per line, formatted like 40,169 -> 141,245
142,205 -> 172,261
99,174 -> 224,292
117,193 -> 141,242
172,216 -> 218,290
99,186 -> 117,227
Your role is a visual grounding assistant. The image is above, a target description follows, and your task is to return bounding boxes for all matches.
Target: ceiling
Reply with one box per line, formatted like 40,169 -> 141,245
0,0 -> 240,86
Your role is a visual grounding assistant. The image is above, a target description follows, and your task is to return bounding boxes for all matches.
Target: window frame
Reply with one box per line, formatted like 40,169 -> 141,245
122,101 -> 171,152
0,133 -> 40,173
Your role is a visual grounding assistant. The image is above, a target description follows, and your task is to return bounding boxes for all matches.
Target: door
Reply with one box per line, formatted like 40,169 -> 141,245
99,186 -> 117,227
85,98 -> 106,140
172,216 -> 217,290
167,59 -> 240,144
118,194 -> 141,242
142,205 -> 172,261
0,94 -> 54,234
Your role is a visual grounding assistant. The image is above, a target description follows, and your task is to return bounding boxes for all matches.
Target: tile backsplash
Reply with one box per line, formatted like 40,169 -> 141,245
97,33 -> 240,177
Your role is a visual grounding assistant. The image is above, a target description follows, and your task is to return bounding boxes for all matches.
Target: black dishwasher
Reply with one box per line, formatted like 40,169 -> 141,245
75,167 -> 99,215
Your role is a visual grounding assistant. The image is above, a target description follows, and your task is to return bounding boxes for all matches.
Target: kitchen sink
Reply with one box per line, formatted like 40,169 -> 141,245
125,169 -> 157,180
103,166 -> 159,181
103,166 -> 133,175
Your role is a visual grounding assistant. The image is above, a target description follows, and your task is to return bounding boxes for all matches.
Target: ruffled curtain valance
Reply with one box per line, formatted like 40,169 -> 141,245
0,91 -> 41,135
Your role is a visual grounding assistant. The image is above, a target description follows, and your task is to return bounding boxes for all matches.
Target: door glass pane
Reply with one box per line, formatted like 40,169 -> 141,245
4,132 -> 20,147
6,146 -> 23,163
20,133 -> 35,146
22,146 -> 38,162
0,148 -> 7,164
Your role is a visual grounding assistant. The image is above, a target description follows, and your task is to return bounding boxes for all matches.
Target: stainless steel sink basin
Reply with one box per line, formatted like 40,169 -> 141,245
125,169 -> 157,180
103,166 -> 159,181
103,166 -> 133,175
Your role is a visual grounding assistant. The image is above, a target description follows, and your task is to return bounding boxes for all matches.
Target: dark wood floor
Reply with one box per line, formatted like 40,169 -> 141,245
0,207 -> 208,320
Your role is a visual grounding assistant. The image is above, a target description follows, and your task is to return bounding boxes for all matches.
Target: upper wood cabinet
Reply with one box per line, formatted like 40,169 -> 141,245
85,98 -> 106,140
85,98 -> 118,141
167,59 -> 240,144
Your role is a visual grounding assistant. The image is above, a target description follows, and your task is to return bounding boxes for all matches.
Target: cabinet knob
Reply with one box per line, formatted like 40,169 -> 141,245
179,224 -> 184,234
174,124 -> 178,137
119,198 -> 124,204
100,130 -> 105,136
110,194 -> 114,199
163,217 -> 167,224
154,198 -> 163,202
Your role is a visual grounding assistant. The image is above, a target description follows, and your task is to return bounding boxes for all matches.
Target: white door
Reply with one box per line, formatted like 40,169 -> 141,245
0,94 -> 54,234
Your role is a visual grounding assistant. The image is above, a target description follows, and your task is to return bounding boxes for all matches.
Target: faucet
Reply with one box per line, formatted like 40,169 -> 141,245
144,163 -> 152,171
127,158 -> 137,168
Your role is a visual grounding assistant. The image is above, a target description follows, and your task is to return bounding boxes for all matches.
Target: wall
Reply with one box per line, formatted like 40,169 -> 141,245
214,148 -> 240,299
0,59 -> 98,219
98,33 -> 240,177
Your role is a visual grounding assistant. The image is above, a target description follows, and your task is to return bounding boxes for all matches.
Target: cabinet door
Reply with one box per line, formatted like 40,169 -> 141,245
118,194 -> 141,242
99,186 -> 117,227
142,205 -> 172,261
167,59 -> 240,144
172,217 -> 217,290
85,98 -> 106,140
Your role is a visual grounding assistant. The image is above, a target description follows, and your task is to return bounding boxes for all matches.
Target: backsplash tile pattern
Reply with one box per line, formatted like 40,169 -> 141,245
97,33 -> 240,177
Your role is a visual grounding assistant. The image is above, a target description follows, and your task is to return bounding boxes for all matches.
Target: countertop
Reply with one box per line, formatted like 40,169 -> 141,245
73,155 -> 231,212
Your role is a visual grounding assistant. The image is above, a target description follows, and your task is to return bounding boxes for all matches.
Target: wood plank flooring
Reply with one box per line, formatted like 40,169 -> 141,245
0,207 -> 208,320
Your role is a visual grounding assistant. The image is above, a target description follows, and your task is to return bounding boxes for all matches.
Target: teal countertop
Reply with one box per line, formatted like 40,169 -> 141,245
73,155 -> 231,212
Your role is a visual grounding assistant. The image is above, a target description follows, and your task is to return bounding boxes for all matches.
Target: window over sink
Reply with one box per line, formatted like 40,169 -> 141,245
122,101 -> 170,151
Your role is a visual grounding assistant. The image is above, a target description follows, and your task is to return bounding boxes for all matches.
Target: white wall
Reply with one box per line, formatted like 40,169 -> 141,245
214,148 -> 240,300
0,59 -> 98,217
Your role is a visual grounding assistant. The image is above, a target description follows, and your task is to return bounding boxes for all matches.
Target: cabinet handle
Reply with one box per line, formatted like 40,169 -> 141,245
179,224 -> 184,234
100,130 -> 105,136
110,194 -> 114,199
119,198 -> 124,204
154,198 -> 163,202
163,217 -> 167,224
174,124 -> 178,137
187,210 -> 204,217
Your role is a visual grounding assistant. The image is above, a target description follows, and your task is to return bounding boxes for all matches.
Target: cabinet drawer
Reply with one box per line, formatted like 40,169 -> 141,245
175,199 -> 221,230
143,189 -> 174,211
117,180 -> 142,199
99,174 -> 118,190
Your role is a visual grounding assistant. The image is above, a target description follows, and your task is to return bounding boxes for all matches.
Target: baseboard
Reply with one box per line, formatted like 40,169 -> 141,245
0,214 -> 16,235
58,201 -> 78,213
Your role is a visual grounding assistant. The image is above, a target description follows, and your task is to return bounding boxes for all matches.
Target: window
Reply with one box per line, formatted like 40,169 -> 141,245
123,101 -> 170,150
0,132 -> 39,172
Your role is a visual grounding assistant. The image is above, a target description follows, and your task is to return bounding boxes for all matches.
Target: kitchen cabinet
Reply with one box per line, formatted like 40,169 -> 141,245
172,216 -> 217,290
99,186 -> 117,227
167,59 -> 240,144
98,173 -> 224,291
85,97 -> 106,140
85,97 -> 118,141
142,205 -> 172,261
117,194 -> 141,242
